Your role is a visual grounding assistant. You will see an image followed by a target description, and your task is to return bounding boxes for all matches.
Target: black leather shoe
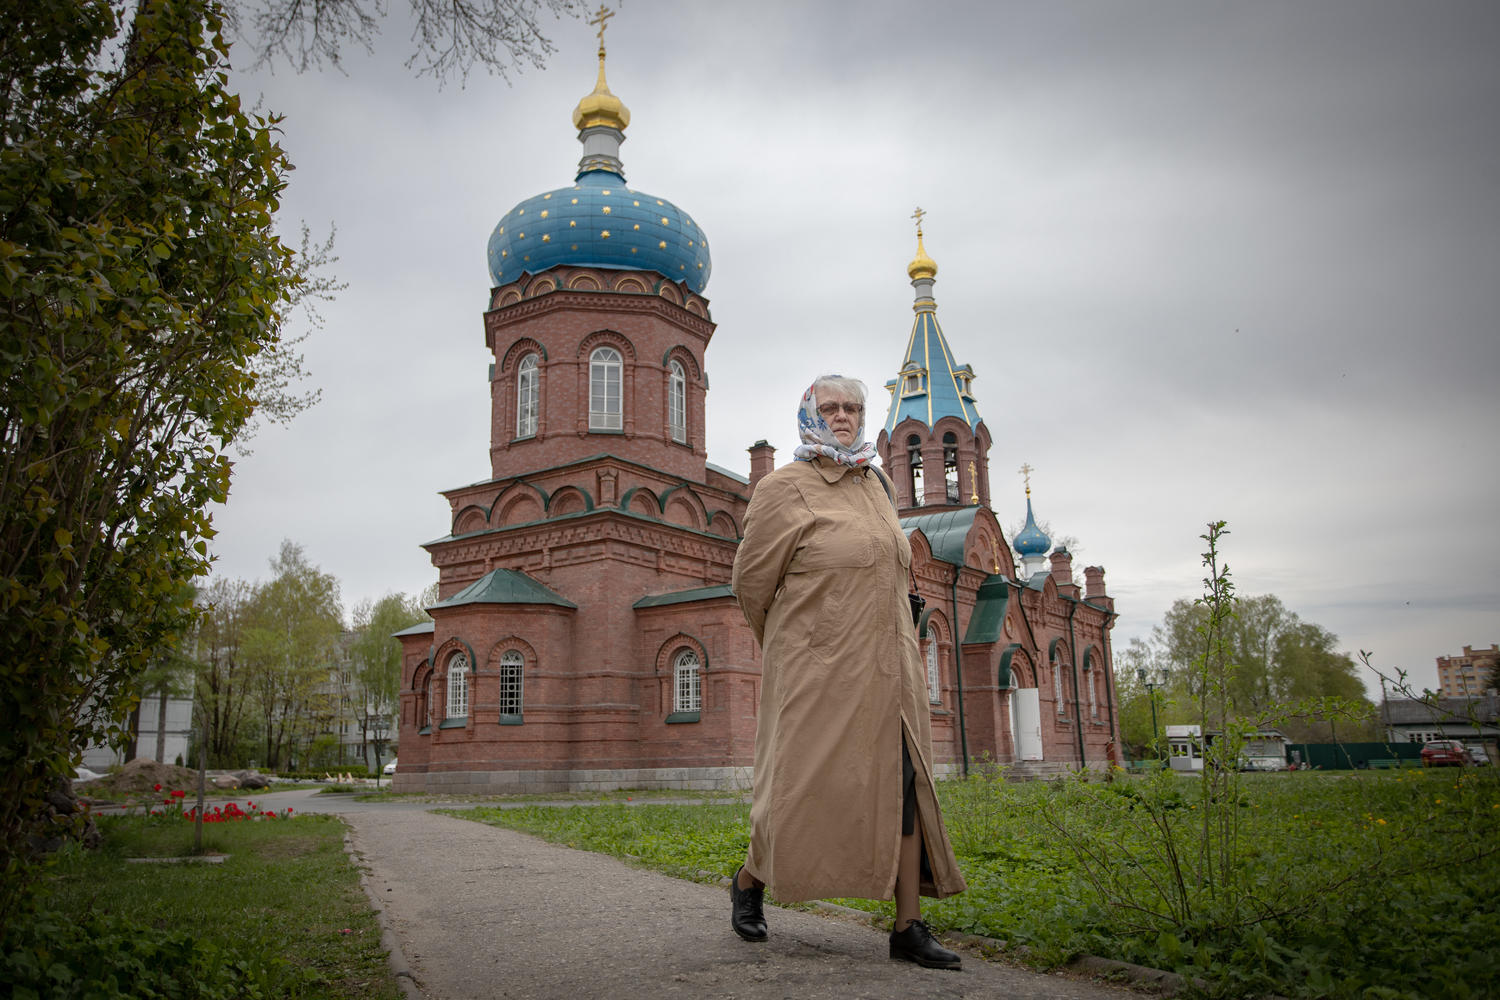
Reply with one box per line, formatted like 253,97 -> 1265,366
729,867 -> 767,942
889,920 -> 961,970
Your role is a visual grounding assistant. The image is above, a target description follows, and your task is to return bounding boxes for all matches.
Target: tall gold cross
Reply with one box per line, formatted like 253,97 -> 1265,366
590,4 -> 615,51
911,206 -> 926,236
1018,462 -> 1033,495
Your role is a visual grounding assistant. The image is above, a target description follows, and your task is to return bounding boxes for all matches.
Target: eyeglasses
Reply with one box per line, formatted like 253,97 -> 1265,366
817,402 -> 864,418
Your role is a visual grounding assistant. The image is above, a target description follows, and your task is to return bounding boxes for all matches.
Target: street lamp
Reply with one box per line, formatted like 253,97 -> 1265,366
1137,667 -> 1161,761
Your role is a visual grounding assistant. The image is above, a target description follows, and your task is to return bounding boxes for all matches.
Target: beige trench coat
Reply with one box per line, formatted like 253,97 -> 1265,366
731,456 -> 967,903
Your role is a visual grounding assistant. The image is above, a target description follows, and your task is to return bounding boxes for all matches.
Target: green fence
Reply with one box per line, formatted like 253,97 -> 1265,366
1287,742 -> 1422,770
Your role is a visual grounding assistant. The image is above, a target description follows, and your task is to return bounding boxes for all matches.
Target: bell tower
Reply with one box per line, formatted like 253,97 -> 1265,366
875,211 -> 992,513
482,8 -> 715,486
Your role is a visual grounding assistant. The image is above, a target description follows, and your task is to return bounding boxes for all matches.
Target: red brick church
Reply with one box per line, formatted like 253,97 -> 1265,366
392,32 -> 1120,793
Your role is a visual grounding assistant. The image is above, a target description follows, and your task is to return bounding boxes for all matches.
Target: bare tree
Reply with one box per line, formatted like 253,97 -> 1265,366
238,0 -> 583,84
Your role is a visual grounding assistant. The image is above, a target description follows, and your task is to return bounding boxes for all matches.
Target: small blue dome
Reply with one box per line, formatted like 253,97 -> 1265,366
1013,497 -> 1051,557
487,168 -> 711,293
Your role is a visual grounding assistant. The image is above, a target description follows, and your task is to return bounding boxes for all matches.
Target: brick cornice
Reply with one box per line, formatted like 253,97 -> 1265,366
440,452 -> 751,507
485,290 -> 715,344
427,509 -> 739,570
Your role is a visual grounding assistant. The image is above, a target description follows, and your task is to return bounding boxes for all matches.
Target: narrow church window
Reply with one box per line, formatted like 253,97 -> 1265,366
943,432 -> 959,503
1052,653 -> 1065,716
926,638 -> 941,704
422,676 -> 433,730
590,347 -> 622,430
499,650 -> 524,717
516,353 -> 539,438
668,360 -> 687,443
446,652 -> 469,719
1088,666 -> 1099,720
907,434 -> 924,507
673,648 -> 701,712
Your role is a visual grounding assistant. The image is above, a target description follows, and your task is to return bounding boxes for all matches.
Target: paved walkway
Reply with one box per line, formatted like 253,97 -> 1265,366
256,789 -> 1146,1000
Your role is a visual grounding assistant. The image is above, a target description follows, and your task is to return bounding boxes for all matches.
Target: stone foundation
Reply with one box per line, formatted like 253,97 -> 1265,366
391,764 -> 754,796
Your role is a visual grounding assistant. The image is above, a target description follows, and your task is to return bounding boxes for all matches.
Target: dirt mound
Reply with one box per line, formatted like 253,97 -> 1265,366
78,757 -> 203,800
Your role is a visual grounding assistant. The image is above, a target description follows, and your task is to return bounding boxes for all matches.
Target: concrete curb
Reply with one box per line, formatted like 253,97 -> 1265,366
343,829 -> 423,1000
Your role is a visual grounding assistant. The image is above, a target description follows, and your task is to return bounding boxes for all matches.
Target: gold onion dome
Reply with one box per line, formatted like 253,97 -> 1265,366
572,49 -> 630,132
907,230 -> 938,281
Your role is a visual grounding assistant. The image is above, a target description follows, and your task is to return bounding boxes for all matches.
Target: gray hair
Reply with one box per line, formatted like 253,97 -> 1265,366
811,374 -> 867,405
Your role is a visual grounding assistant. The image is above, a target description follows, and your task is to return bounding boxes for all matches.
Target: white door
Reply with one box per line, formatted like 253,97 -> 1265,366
1015,687 -> 1043,760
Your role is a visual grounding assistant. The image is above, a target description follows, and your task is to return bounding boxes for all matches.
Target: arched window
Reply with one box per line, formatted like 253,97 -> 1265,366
907,434 -> 924,507
499,650 -> 524,718
590,347 -> 622,430
516,353 -> 539,438
668,360 -> 687,443
422,675 -> 433,729
1088,666 -> 1099,720
673,648 -> 701,713
926,638 -> 941,704
943,431 -> 959,503
446,652 -> 469,719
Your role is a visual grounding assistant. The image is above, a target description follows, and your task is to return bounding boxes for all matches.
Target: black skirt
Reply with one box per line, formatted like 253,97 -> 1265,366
901,736 -> 917,837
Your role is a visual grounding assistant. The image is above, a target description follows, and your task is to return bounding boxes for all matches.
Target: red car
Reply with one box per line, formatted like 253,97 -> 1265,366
1420,740 -> 1474,767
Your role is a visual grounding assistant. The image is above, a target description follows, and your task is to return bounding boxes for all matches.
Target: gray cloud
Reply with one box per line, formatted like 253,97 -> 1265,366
209,0 -> 1500,696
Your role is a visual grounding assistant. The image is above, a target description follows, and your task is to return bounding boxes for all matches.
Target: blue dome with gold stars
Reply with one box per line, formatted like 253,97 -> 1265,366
486,36 -> 710,292
487,169 -> 710,292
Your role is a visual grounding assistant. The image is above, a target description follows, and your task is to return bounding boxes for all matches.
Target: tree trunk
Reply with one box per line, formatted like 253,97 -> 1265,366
124,703 -> 140,761
154,688 -> 168,762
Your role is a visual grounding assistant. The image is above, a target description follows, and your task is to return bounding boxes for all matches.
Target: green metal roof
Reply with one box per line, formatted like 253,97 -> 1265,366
633,585 -> 734,608
392,620 -> 435,638
962,574 -> 1010,644
899,506 -> 982,566
428,569 -> 577,610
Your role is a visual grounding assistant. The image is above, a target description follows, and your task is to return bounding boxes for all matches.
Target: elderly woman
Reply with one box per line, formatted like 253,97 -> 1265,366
728,374 -> 966,970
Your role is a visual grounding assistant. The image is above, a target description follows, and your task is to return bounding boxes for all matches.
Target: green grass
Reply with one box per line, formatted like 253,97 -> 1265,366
6,814 -> 403,999
449,767 -> 1500,999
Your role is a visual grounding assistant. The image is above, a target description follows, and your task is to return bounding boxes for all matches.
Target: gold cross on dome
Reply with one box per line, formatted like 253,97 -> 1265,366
590,4 -> 615,50
911,206 -> 926,236
1019,462 -> 1033,495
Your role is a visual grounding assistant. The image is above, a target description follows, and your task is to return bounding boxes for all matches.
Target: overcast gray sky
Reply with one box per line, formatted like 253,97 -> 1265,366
211,0 -> 1500,696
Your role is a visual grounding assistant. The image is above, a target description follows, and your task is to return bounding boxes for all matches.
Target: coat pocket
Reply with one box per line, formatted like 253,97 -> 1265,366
787,522 -> 874,573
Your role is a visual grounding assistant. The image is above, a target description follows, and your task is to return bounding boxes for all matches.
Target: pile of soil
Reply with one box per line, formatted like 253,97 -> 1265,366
77,757 -> 204,801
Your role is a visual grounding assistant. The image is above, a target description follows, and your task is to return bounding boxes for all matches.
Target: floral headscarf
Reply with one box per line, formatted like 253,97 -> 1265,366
792,379 -> 878,467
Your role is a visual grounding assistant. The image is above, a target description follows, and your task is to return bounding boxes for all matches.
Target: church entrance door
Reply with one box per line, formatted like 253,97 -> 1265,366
1013,687 -> 1042,760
